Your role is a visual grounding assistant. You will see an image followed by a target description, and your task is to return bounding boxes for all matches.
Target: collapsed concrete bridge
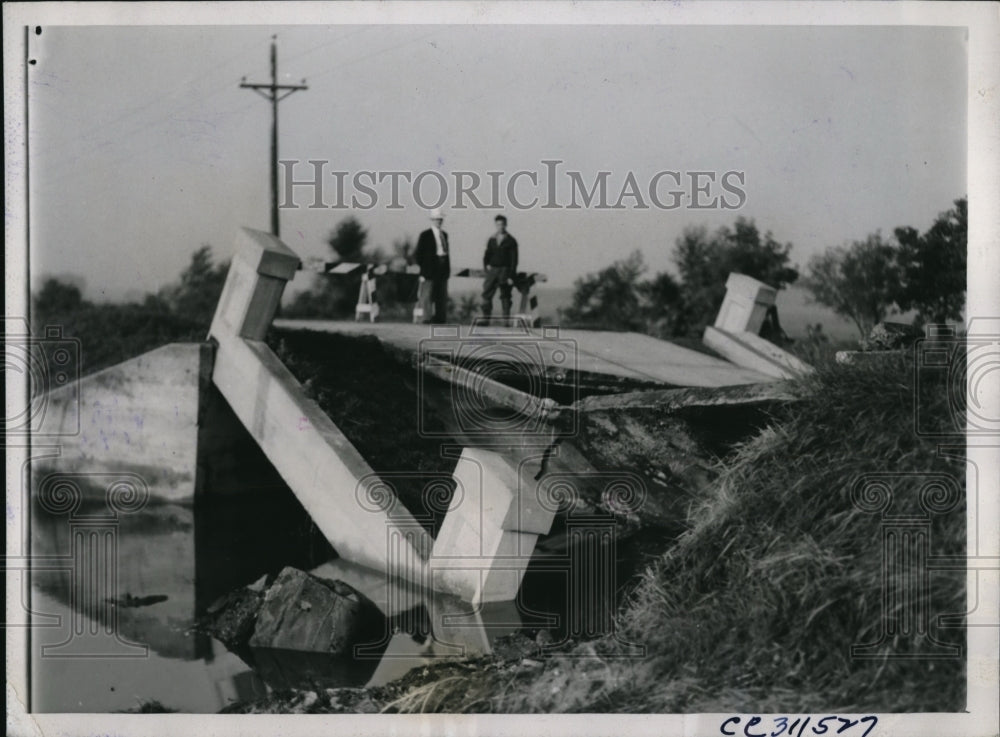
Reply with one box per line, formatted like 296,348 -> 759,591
205,227 -> 810,605
36,227 -> 809,613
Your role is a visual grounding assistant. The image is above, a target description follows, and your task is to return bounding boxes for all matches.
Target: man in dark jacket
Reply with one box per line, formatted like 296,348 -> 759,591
413,208 -> 451,323
481,214 -> 519,320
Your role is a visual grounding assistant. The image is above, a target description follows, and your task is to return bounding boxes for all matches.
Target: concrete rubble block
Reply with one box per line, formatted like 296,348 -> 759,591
249,567 -> 386,655
859,321 -> 923,351
713,273 -> 778,335
201,584 -> 266,651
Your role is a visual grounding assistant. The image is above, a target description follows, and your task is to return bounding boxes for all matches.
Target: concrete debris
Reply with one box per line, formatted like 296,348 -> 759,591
249,567 -> 386,656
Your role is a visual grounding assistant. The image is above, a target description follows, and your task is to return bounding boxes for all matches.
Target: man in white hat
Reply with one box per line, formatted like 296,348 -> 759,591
413,208 -> 451,323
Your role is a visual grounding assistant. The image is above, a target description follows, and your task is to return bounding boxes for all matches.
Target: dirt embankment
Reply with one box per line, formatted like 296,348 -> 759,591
268,328 -> 460,536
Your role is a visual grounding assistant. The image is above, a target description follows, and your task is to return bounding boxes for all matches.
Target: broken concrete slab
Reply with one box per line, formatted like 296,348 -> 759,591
561,381 -> 801,531
418,353 -> 561,431
571,380 -> 801,414
211,334 -> 433,574
209,228 -> 433,581
273,319 -> 777,388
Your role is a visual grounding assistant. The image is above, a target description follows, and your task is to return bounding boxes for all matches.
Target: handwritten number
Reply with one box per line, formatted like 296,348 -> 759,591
836,718 -> 858,733
812,716 -> 835,734
722,714 -> 876,737
858,716 -> 878,737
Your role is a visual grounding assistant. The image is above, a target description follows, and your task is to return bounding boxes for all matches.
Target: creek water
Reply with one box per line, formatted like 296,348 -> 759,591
28,483 -> 658,712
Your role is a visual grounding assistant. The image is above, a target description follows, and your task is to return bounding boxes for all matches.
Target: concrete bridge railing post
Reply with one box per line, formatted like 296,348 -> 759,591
703,272 -> 813,380
429,447 -> 557,605
209,228 -> 301,341
713,273 -> 777,335
207,228 -> 433,584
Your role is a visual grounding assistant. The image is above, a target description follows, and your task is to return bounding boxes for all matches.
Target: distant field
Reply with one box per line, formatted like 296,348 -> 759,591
451,282 -> 863,341
774,285 -> 860,341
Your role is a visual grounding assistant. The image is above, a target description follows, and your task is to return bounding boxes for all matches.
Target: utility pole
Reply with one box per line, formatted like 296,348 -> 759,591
240,36 -> 307,238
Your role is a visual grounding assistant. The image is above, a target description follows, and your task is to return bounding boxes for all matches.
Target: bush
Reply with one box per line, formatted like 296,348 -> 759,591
33,301 -> 204,377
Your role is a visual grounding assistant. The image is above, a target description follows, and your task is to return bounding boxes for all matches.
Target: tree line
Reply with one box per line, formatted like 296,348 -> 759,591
32,195 -> 965,374
803,197 -> 966,336
561,196 -> 967,341
32,245 -> 229,374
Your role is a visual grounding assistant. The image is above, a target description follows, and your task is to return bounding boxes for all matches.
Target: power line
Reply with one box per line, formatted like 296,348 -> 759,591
34,34 -> 264,164
32,29 -> 434,201
240,36 -> 307,238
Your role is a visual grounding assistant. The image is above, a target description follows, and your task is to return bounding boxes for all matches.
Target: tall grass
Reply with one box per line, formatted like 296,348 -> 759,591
377,352 -> 966,713
608,353 -> 965,712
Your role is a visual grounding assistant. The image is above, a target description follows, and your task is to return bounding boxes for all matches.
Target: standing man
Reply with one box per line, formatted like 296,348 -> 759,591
414,208 -> 451,324
481,214 -> 519,321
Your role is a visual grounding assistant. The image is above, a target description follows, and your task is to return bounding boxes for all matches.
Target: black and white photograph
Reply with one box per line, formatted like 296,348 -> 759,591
4,2 -> 999,735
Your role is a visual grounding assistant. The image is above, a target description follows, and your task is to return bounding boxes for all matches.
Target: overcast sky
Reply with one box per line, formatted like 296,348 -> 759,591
28,23 -> 966,301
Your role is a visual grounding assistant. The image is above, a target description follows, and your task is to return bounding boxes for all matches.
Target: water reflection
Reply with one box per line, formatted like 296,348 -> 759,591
30,481 -> 643,712
29,485 -> 335,712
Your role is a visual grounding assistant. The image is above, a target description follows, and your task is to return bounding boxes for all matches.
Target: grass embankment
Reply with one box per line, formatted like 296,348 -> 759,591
335,353 -> 965,713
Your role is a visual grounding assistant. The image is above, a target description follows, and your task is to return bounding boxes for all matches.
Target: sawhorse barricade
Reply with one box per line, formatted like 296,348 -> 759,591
301,258 -> 422,323
300,257 -> 546,326
354,265 -> 380,322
